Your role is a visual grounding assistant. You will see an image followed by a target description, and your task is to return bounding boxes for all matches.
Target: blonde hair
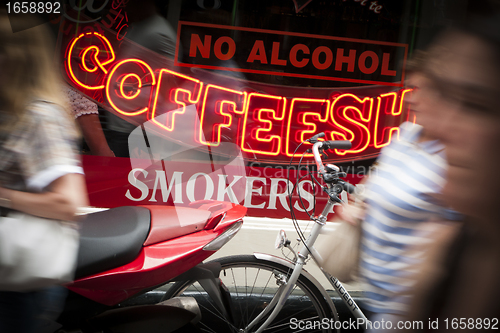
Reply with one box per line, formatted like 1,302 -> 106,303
0,12 -> 71,131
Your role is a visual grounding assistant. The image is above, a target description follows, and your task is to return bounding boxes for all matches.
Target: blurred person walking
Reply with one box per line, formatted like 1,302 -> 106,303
0,12 -> 88,333
401,8 -> 500,331
64,85 -> 115,157
337,54 -> 462,332
105,0 -> 180,158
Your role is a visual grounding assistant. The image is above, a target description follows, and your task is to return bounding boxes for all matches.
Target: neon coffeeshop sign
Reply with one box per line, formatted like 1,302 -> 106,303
65,31 -> 413,164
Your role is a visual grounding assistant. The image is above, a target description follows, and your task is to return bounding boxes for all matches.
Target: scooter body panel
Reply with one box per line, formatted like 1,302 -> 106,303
142,206 -> 211,246
66,201 -> 246,306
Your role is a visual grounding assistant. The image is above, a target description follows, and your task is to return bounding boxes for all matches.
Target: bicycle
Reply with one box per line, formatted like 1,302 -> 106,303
163,134 -> 369,333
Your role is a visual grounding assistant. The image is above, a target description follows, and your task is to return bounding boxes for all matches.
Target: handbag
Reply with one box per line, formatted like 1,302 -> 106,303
0,211 -> 79,291
316,219 -> 362,282
315,194 -> 365,283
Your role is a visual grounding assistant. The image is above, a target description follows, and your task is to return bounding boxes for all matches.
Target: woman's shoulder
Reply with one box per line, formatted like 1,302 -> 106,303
399,121 -> 421,133
23,100 -> 77,138
399,121 -> 423,142
27,100 -> 67,118
25,100 -> 73,127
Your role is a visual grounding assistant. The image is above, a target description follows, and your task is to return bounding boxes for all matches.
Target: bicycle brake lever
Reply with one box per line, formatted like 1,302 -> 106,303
329,194 -> 342,203
323,187 -> 342,203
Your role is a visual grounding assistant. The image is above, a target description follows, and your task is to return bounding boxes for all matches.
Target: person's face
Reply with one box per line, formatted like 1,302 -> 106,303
405,71 -> 442,137
420,32 -> 500,221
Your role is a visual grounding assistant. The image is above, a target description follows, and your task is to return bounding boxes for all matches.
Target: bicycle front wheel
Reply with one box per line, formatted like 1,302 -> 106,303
166,254 -> 338,333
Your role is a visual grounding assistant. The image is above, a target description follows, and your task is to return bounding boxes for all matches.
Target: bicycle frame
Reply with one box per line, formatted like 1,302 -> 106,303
245,141 -> 368,333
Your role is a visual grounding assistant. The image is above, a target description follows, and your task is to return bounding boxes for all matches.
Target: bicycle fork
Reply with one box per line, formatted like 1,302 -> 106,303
242,259 -> 304,333
245,204 -> 333,333
243,254 -> 306,333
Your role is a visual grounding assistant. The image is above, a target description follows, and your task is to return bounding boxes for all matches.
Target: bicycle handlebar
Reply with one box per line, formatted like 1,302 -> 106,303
322,140 -> 352,150
312,140 -> 356,195
312,142 -> 326,175
312,140 -> 352,173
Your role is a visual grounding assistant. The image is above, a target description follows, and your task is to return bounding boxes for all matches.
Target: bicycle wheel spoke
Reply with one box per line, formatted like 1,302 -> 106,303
267,307 -> 322,329
199,321 -> 219,333
246,267 -> 263,322
198,301 -> 238,331
183,282 -> 239,332
245,266 -> 249,327
190,283 -> 227,319
263,314 -> 324,332
229,267 -> 247,329
245,267 -> 275,327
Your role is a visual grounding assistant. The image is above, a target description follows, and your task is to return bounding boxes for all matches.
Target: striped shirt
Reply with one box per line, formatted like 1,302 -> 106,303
359,122 -> 458,314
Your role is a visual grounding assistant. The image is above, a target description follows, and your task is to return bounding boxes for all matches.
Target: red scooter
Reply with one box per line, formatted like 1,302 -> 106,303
53,200 -> 246,333
51,106 -> 248,332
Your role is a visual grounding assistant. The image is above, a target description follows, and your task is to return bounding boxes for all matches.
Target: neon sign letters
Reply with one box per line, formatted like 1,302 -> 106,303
65,31 -> 411,164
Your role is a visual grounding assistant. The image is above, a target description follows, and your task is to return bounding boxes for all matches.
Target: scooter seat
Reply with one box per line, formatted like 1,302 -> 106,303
75,206 -> 151,279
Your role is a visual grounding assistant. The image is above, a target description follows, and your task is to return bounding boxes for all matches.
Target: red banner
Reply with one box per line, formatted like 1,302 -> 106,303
83,155 -> 364,219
